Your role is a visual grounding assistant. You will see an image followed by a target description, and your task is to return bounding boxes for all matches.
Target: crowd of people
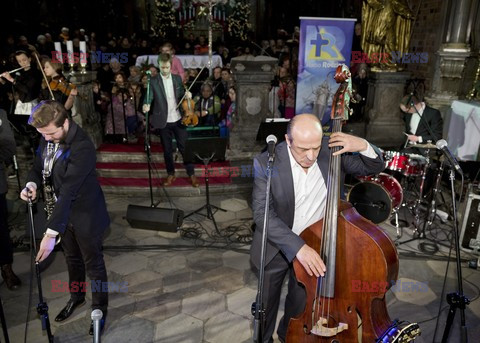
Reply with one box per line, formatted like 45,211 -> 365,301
0,27 -> 303,148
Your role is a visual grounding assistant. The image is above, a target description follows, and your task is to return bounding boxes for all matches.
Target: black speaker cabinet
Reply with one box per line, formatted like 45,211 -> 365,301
460,190 -> 480,254
126,205 -> 184,232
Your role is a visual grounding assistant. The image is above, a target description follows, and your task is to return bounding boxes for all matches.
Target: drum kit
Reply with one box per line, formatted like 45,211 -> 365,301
348,142 -> 444,239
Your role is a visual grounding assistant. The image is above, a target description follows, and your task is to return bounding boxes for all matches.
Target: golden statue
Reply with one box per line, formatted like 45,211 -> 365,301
362,0 -> 414,70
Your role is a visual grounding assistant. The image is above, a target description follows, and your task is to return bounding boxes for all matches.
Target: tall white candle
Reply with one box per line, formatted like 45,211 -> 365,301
79,41 -> 87,64
54,42 -> 62,63
66,40 -> 74,64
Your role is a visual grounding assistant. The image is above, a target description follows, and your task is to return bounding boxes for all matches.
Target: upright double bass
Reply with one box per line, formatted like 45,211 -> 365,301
286,65 -> 417,342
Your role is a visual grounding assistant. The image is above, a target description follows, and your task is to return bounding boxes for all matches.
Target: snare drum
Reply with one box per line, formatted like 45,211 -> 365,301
404,154 -> 427,176
348,173 -> 403,224
385,151 -> 409,174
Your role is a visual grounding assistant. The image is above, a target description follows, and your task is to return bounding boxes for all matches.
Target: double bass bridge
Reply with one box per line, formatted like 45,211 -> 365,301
310,316 -> 349,337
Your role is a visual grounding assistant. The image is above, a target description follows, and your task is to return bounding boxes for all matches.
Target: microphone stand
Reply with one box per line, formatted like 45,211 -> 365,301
0,291 -> 9,343
27,198 -> 54,343
440,168 -> 470,343
252,151 -> 275,343
144,73 -> 157,207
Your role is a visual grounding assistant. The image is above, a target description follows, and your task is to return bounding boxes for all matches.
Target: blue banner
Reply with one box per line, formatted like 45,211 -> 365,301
295,17 -> 356,126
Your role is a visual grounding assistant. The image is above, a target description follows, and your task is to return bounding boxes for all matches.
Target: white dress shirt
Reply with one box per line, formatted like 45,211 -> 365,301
288,147 -> 327,236
161,74 -> 181,123
409,103 -> 425,142
288,141 -> 378,236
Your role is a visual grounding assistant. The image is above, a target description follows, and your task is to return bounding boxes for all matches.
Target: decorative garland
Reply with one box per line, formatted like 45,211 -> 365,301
151,0 -> 178,38
227,0 -> 251,41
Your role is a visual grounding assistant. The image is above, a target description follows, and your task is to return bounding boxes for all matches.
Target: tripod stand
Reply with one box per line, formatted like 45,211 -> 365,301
183,137 -> 228,234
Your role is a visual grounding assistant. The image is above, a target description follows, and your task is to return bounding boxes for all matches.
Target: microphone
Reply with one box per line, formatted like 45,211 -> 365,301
436,139 -> 462,174
266,134 -> 277,159
145,70 -> 151,75
91,309 -> 103,343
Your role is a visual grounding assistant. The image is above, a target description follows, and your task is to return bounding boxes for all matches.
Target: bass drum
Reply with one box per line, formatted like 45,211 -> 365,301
347,173 -> 403,224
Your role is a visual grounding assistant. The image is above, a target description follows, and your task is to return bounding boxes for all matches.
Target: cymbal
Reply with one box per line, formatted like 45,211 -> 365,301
408,142 -> 437,149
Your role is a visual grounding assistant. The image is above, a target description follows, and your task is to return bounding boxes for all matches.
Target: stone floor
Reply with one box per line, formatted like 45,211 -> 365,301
1,190 -> 480,343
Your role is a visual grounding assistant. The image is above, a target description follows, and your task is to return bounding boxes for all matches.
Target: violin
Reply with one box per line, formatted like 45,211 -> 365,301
48,77 -> 77,97
181,97 -> 198,127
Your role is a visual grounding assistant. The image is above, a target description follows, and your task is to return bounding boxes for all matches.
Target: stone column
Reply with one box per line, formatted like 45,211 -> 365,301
69,71 -> 103,148
229,56 -> 278,160
428,0 -> 477,108
365,71 -> 410,148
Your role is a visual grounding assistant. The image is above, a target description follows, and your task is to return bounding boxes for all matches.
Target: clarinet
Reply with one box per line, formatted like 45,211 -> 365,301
42,172 -> 57,220
42,142 -> 58,220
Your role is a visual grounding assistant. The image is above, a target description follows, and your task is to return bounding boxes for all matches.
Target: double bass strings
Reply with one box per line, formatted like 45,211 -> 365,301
315,118 -> 343,333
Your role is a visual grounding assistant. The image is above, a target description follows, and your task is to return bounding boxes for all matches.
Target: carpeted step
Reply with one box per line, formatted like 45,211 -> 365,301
96,161 -> 233,178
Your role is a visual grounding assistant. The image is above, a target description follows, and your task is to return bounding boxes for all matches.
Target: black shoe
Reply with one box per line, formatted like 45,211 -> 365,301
55,298 -> 86,322
1,264 -> 21,290
89,317 -> 106,335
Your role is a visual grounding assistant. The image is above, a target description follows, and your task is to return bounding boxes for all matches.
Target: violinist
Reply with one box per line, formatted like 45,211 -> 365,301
143,53 -> 199,187
0,50 -> 42,116
105,72 -> 143,139
250,114 -> 384,342
40,59 -> 78,110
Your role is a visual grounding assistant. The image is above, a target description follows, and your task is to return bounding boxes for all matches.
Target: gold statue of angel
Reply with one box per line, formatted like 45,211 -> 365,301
361,0 -> 414,70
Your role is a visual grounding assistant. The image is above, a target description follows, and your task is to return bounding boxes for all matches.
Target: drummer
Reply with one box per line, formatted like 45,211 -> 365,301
399,94 -> 443,195
399,94 -> 443,148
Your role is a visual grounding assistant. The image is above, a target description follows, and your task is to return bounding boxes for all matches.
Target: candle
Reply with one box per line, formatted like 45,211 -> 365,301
79,41 -> 87,64
66,40 -> 74,64
222,10 -> 225,22
54,42 -> 62,63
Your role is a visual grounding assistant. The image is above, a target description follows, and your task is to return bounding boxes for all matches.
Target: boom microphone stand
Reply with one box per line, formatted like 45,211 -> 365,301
27,198 -> 54,343
438,167 -> 470,342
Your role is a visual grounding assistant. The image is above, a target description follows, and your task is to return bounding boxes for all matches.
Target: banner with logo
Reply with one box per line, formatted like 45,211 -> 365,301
295,17 -> 356,126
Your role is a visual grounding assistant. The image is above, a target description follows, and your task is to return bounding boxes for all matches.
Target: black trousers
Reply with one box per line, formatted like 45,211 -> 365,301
156,120 -> 194,176
61,224 -> 108,313
0,193 -> 13,265
253,252 -> 306,343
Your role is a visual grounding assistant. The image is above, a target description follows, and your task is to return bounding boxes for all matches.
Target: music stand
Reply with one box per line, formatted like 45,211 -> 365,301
183,137 -> 228,234
256,119 -> 289,143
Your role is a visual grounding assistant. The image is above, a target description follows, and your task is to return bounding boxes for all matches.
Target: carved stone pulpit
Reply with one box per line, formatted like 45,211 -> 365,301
69,71 -> 103,148
229,56 -> 278,160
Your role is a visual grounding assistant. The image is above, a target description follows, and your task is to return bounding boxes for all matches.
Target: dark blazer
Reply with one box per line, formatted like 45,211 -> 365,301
27,121 -> 110,236
403,105 -> 443,143
250,138 -> 384,269
144,73 -> 185,129
0,110 -> 16,194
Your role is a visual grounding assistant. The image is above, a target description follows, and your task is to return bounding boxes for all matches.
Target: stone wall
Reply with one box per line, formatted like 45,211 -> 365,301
405,0 -> 446,94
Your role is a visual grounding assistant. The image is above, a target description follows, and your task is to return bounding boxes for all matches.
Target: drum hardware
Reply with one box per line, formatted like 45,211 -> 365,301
396,159 -> 445,252
408,142 -> 438,149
